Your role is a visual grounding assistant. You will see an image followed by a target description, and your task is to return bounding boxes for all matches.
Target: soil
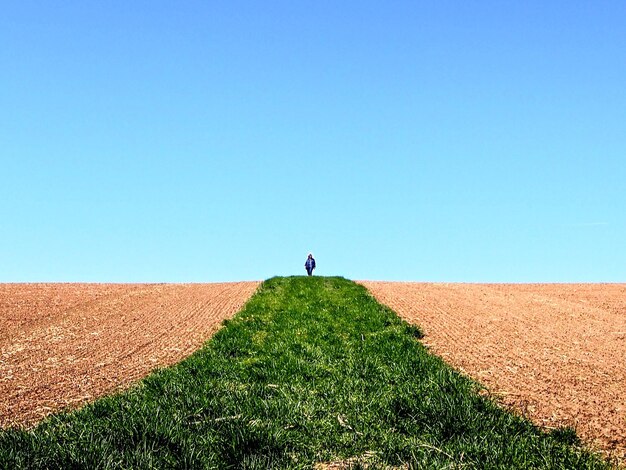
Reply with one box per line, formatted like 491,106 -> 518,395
3,281 -> 624,463
360,282 -> 626,463
0,282 -> 259,428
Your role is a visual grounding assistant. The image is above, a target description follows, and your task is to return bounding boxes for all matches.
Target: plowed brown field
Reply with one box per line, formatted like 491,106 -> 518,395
0,282 -> 259,428
360,282 -> 626,462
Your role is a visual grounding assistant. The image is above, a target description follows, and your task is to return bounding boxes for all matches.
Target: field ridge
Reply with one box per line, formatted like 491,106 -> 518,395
0,277 -> 608,468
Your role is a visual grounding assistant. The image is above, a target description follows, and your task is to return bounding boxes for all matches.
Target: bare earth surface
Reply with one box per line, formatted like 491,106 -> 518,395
0,282 -> 259,428
360,282 -> 626,463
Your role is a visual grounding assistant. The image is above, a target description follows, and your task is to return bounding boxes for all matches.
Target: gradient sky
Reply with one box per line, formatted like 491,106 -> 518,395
1,1 -> 624,282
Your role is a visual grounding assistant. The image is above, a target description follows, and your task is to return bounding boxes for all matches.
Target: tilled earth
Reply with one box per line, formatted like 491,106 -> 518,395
360,282 -> 626,463
0,282 -> 259,428
3,281 -> 624,463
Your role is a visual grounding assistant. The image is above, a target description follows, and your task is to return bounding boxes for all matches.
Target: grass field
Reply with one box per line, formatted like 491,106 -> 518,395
0,277 -> 609,468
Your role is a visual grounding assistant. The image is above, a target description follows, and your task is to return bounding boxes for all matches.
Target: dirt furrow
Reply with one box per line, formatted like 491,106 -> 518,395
0,282 -> 260,428
360,281 -> 626,463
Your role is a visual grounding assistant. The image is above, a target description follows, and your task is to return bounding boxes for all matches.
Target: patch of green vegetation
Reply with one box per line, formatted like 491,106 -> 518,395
0,276 -> 608,469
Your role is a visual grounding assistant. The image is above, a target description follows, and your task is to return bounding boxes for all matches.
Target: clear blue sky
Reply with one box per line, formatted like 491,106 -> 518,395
1,1 -> 624,282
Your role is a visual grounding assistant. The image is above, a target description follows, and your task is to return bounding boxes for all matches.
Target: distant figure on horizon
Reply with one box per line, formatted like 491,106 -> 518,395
305,253 -> 316,276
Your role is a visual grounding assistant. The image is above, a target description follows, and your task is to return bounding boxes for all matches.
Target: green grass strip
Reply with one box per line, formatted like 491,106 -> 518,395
0,276 -> 608,469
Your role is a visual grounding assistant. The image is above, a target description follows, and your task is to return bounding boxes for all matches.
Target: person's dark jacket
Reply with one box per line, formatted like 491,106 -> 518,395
305,257 -> 316,270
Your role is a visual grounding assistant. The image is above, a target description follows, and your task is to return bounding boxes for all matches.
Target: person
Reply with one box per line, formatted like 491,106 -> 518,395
304,253 -> 316,276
